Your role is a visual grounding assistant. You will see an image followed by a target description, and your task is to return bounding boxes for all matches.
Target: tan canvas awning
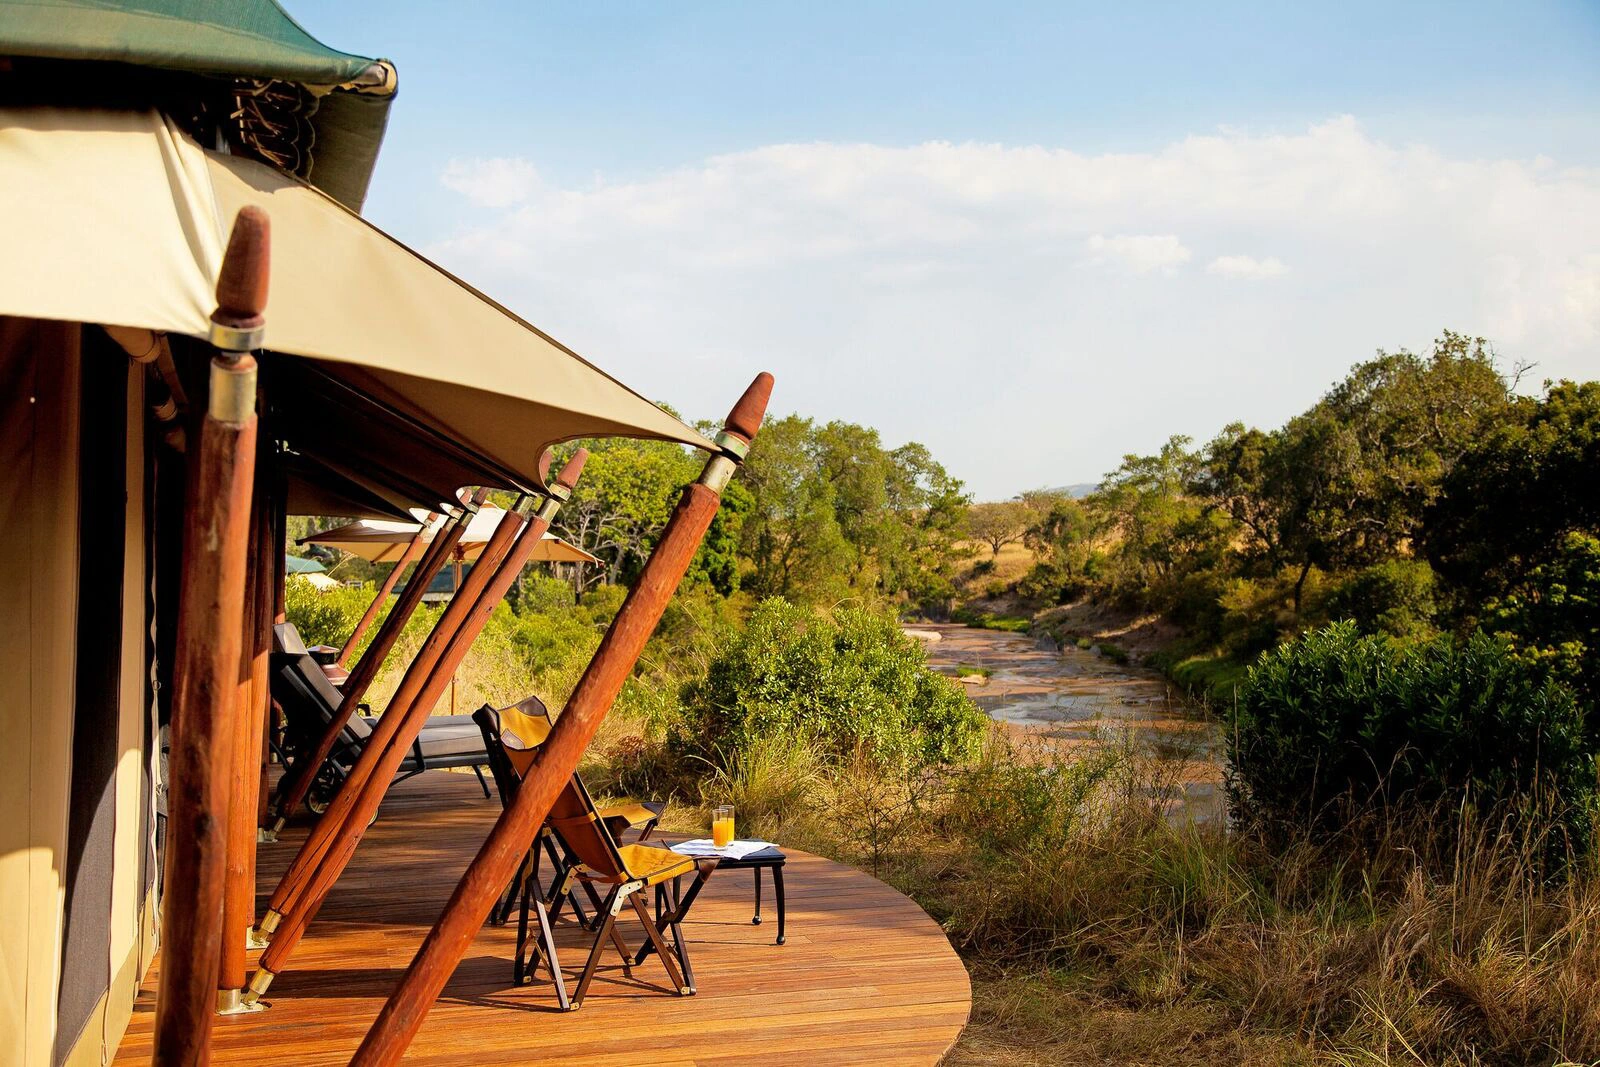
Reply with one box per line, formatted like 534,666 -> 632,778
0,106 -> 714,501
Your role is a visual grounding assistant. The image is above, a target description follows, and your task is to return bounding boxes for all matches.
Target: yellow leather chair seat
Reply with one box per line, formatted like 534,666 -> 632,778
617,843 -> 698,887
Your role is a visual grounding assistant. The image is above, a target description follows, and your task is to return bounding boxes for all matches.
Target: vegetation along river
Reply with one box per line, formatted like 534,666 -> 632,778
911,623 -> 1224,821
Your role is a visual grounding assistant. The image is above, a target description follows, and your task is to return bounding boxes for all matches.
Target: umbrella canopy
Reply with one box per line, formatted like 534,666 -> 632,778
302,508 -> 600,566
0,106 -> 716,508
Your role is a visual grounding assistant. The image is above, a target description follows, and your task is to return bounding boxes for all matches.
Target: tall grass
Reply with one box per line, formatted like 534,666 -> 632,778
583,717 -> 1600,1065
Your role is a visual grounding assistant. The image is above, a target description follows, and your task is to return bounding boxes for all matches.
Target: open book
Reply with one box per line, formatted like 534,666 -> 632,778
670,838 -> 775,861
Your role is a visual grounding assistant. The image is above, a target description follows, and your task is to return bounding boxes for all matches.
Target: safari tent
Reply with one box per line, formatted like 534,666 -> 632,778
0,3 -> 768,1064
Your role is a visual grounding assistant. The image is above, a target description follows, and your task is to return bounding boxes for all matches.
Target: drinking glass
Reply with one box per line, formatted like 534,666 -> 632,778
712,805 -> 735,848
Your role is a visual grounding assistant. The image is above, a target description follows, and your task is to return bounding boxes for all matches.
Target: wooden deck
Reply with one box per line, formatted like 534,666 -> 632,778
115,773 -> 970,1065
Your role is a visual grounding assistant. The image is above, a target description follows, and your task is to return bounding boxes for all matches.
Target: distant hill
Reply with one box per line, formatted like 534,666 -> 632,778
1042,483 -> 1098,499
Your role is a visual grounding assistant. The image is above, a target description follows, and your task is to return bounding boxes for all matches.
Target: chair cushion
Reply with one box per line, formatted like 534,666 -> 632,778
617,843 -> 698,887
414,720 -> 488,760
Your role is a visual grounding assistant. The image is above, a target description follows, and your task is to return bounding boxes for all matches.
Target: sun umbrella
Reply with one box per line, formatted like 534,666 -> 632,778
300,507 -> 599,712
300,508 -> 599,566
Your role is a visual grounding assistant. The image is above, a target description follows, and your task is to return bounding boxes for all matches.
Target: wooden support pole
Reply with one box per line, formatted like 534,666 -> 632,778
263,502 -> 517,923
268,496 -> 479,831
151,207 -> 268,1067
350,374 -> 772,1066
216,427 -> 275,1014
336,517 -> 435,668
259,491 -> 505,931
247,456 -> 586,1002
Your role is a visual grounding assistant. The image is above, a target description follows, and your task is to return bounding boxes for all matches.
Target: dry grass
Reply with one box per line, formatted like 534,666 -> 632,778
692,727 -> 1600,1067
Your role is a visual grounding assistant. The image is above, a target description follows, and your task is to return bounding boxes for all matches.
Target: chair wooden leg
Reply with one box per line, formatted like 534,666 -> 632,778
533,890 -> 569,1010
606,917 -> 633,975
571,902 -> 619,1010
496,850 -> 531,928
629,894 -> 690,994
513,863 -> 536,985
516,871 -> 569,1010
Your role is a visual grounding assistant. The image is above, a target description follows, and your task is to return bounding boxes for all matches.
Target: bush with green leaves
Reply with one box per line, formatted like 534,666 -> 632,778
1485,531 -> 1600,721
1227,622 -> 1594,848
1325,557 -> 1439,640
283,576 -> 377,648
675,597 -> 985,773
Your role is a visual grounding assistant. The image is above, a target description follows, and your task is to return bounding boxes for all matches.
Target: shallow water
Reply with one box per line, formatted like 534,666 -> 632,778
913,623 -> 1224,820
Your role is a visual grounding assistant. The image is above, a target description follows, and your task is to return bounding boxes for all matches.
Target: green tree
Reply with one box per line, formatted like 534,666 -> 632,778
1202,333 -> 1510,614
1423,380 -> 1600,610
965,500 -> 1033,557
736,416 -> 967,607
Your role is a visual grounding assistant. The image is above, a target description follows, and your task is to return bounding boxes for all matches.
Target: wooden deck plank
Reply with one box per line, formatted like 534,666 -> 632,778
114,774 -> 970,1065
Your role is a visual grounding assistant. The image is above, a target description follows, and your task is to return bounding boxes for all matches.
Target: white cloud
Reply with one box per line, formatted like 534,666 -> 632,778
440,157 -> 541,208
1208,254 -> 1289,279
429,118 -> 1600,497
1086,233 -> 1192,274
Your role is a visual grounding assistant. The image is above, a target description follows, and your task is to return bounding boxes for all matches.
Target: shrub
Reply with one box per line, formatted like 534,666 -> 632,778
1325,558 -> 1438,640
675,598 -> 986,774
952,606 -> 1033,633
283,576 -> 374,648
1485,530 -> 1600,719
1227,622 -> 1594,850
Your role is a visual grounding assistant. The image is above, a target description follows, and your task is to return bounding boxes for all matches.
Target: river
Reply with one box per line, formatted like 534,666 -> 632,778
911,623 -> 1224,821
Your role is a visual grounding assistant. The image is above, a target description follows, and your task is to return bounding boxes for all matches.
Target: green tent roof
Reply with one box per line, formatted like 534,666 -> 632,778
284,554 -> 326,574
0,0 -> 396,209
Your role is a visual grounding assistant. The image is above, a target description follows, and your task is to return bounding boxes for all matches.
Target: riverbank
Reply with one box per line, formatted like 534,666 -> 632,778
913,623 -> 1223,822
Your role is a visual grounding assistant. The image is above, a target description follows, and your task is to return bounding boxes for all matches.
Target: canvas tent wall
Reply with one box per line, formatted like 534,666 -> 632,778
1,6 -> 724,1064
0,319 -> 159,1066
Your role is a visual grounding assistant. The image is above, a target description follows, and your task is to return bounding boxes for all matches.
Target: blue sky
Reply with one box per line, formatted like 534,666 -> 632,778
292,1 -> 1599,497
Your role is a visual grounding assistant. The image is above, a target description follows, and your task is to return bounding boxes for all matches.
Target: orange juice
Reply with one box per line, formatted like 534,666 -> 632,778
712,807 -> 735,848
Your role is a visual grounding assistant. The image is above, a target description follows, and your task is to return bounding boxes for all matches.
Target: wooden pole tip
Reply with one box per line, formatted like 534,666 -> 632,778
213,206 -> 271,329
724,372 -> 774,443
554,448 -> 588,490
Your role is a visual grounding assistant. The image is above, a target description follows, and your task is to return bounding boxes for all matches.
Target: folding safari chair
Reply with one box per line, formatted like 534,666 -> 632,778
475,697 -> 711,1010
474,697 -> 665,933
271,621 -> 492,815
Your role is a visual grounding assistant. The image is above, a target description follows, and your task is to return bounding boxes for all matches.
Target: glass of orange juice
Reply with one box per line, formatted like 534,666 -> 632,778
712,805 -> 735,848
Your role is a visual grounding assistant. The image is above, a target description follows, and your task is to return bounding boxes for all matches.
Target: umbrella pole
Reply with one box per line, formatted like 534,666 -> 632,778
451,549 -> 463,714
246,453 -> 587,1003
351,374 -> 772,1066
266,496 -> 479,834
152,208 -> 267,1067
337,516 -> 436,668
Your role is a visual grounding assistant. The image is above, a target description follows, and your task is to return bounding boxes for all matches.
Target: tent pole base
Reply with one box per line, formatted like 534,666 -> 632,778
216,988 -> 265,1015
246,926 -> 270,950
240,967 -> 275,1007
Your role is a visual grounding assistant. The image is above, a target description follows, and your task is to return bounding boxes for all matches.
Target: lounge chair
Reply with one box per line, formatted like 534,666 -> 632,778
270,621 -> 491,816
474,697 -> 709,1009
